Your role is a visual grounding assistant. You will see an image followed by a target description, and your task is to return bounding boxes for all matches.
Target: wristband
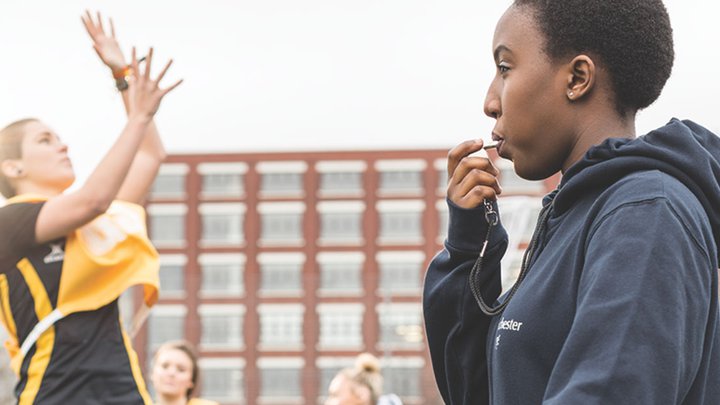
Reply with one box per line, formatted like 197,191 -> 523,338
111,57 -> 146,92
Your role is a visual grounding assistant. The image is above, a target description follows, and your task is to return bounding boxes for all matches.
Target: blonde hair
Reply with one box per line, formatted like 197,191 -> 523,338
339,353 -> 384,404
0,118 -> 38,198
152,340 -> 199,399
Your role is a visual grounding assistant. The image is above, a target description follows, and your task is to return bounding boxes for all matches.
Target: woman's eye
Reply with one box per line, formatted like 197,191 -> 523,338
497,64 -> 510,74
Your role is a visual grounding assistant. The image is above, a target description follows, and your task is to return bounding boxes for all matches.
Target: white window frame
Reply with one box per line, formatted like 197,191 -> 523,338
316,160 -> 366,197
158,254 -> 187,298
198,357 -> 245,402
147,305 -> 187,350
198,162 -> 248,198
496,159 -> 546,194
198,304 -> 245,351
316,252 -> 365,296
375,159 -> 427,197
257,161 -> 307,198
376,200 -> 425,245
434,158 -> 448,196
198,203 -> 245,247
257,304 -> 305,351
258,202 -> 305,246
436,199 -> 449,244
375,303 -> 424,350
150,163 -> 188,199
256,357 -> 305,405
317,201 -> 365,246
147,204 -> 187,248
379,356 -> 426,401
316,303 -> 365,350
257,253 -> 305,297
376,251 -> 425,295
198,253 -> 245,298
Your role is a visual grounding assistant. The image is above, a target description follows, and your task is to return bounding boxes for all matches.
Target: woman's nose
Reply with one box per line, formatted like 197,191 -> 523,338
483,82 -> 501,119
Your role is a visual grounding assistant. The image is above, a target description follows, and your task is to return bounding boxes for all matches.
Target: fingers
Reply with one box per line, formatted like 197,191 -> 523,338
453,166 -> 502,199
154,59 -> 173,84
130,47 -> 138,77
96,11 -> 105,33
110,18 -> 116,38
81,10 -> 96,37
446,139 -> 502,209
447,139 -> 485,179
451,154 -> 499,186
144,48 -> 154,80
161,78 -> 184,96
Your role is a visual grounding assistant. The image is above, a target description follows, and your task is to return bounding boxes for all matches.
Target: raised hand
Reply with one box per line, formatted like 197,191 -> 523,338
81,10 -> 126,73
127,47 -> 183,122
446,139 -> 502,209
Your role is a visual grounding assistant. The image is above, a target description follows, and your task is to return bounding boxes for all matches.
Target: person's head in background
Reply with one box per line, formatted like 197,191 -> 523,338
151,340 -> 199,404
325,353 -> 383,405
0,118 -> 75,199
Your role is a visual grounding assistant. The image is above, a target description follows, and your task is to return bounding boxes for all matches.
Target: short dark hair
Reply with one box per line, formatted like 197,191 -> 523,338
513,0 -> 674,115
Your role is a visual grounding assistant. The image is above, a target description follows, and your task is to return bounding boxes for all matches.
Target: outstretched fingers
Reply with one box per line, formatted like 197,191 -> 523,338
161,78 -> 184,97
154,59 -> 173,84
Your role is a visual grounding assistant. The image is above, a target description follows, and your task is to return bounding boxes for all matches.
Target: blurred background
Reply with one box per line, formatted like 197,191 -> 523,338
0,0 -> 718,404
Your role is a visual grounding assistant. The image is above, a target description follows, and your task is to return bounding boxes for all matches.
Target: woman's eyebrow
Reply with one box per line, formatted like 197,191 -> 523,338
494,44 -> 512,61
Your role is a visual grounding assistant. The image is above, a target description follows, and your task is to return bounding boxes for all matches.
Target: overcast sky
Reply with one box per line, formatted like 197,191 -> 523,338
0,0 -> 718,182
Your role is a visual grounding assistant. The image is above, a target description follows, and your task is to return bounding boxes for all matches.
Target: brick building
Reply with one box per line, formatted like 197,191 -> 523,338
134,148 -> 558,405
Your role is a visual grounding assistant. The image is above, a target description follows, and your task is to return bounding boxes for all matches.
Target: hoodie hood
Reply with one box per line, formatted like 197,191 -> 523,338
555,118 -> 720,264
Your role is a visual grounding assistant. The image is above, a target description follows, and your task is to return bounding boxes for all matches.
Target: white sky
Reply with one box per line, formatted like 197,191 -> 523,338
0,0 -> 718,182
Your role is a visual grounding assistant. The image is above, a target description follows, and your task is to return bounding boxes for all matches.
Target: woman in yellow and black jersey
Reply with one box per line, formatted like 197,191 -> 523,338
0,12 -> 181,404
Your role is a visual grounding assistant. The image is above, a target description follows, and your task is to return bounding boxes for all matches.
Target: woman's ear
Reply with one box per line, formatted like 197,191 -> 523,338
1,160 -> 23,179
565,54 -> 596,101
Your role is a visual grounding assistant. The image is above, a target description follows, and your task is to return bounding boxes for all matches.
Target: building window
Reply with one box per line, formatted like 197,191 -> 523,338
383,358 -> 425,399
497,159 -> 545,194
258,253 -> 304,295
258,358 -> 304,400
317,201 -> 365,245
199,253 -> 244,297
316,358 -> 355,402
198,162 -> 248,198
258,202 -> 305,245
437,200 -> 449,242
317,252 -> 364,295
497,196 -> 543,293
199,358 -> 245,403
158,255 -> 186,297
376,160 -> 426,195
257,161 -> 307,197
149,164 -> 188,199
147,204 -> 186,247
199,203 -> 244,246
435,158 -> 448,195
147,305 -> 186,352
377,304 -> 424,348
377,200 -> 425,244
199,305 -> 244,350
377,251 -> 425,294
317,304 -> 364,349
316,160 -> 366,197
258,304 -> 304,349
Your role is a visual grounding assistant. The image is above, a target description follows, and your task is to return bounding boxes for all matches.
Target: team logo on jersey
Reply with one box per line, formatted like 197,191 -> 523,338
43,243 -> 65,264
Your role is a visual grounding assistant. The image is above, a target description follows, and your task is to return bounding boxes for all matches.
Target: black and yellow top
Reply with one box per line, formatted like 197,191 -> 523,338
0,194 -> 160,404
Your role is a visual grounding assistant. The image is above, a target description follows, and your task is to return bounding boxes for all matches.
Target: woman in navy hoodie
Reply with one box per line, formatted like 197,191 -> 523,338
423,1 -> 720,404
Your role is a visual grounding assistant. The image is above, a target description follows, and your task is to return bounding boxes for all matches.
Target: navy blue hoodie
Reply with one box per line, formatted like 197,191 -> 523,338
423,119 -> 720,404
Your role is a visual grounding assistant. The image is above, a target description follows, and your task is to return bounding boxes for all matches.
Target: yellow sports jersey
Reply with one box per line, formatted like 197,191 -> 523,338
0,195 -> 160,404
